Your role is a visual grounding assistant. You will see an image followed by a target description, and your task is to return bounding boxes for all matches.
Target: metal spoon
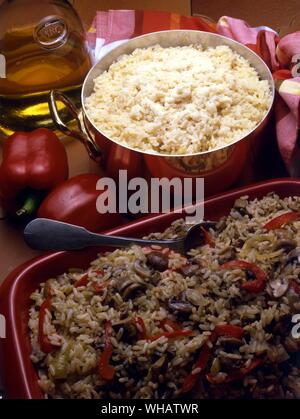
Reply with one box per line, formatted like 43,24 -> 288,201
24,218 -> 216,254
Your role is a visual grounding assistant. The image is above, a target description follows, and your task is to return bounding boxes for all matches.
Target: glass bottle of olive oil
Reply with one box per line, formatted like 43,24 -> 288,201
0,0 -> 91,138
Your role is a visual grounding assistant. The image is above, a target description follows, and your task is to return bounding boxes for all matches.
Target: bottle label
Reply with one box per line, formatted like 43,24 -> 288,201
34,15 -> 68,49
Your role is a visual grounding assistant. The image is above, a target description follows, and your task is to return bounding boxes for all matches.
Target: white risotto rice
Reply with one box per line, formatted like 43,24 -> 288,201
85,45 -> 272,155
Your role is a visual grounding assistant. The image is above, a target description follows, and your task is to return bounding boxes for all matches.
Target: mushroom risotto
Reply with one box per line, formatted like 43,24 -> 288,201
29,193 -> 300,399
85,45 -> 272,155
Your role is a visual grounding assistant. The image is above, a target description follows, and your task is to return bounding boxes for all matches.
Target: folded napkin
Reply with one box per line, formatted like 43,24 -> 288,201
86,10 -> 300,175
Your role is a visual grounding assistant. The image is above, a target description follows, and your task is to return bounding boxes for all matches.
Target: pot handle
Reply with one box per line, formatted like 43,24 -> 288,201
48,90 -> 102,163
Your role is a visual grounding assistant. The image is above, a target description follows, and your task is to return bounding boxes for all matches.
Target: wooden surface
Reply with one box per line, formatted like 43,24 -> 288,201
192,0 -> 300,35
0,140 -> 104,283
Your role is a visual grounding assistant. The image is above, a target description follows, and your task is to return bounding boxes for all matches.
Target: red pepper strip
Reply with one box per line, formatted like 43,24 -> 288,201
179,323 -> 244,394
221,260 -> 266,293
290,280 -> 300,294
99,321 -> 115,381
93,269 -> 104,276
200,226 -> 215,248
179,344 -> 211,394
159,319 -> 181,332
91,280 -> 111,293
134,316 -> 147,340
74,273 -> 89,288
206,358 -> 262,384
213,324 -> 244,340
38,298 -> 59,354
148,329 -> 196,342
263,212 -> 300,231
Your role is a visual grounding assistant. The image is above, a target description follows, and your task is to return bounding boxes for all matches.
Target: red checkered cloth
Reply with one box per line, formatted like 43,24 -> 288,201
86,10 -> 300,175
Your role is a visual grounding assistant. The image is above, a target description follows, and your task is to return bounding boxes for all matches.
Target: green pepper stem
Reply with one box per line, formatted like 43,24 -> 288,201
15,192 -> 43,218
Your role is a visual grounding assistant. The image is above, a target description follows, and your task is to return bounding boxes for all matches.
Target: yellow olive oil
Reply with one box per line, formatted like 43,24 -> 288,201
0,0 -> 91,138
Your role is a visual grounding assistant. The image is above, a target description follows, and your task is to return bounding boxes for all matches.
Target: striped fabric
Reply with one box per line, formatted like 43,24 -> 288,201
86,10 -> 300,174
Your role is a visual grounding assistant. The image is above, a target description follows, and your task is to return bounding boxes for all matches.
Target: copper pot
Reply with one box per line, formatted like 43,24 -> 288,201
49,30 -> 275,194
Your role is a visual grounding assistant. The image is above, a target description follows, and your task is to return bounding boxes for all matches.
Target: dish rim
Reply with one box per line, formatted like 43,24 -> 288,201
1,178 -> 300,399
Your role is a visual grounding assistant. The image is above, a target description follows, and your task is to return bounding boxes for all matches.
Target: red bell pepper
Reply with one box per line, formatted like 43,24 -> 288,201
263,212 -> 300,231
221,260 -> 267,293
37,174 -> 122,232
289,280 -> 300,294
213,324 -> 244,340
272,69 -> 292,81
179,343 -> 211,394
99,321 -> 115,381
159,319 -> 181,332
134,316 -> 147,340
94,269 -> 104,276
148,319 -> 195,341
179,323 -> 244,394
0,129 -> 68,216
206,358 -> 262,384
200,226 -> 215,247
74,273 -> 89,288
38,297 -> 59,354
74,273 -> 111,292
91,280 -> 111,293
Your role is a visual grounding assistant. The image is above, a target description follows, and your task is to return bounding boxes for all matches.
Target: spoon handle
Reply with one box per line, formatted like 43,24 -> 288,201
24,218 -> 182,251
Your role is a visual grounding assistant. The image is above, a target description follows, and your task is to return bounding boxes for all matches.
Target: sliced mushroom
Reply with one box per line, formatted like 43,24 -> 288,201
121,322 -> 138,344
146,251 -> 169,272
267,277 -> 289,298
168,293 -> 193,314
287,376 -> 300,398
122,282 -> 146,300
119,278 -> 135,293
111,317 -> 132,327
118,277 -> 146,300
179,263 -> 199,277
273,239 -> 297,252
287,247 -> 300,264
218,352 -> 244,372
271,314 -> 292,336
217,336 -> 243,351
283,336 -> 300,353
133,259 -> 151,278
185,288 -> 205,306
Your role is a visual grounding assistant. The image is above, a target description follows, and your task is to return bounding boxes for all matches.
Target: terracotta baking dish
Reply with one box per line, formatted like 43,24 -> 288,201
1,178 -> 300,399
